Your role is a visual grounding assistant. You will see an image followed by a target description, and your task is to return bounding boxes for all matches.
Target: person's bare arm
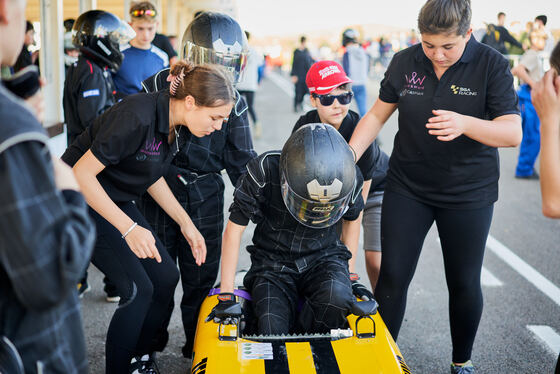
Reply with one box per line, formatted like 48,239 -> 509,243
341,179 -> 371,273
426,111 -> 522,147
147,177 -> 206,265
511,64 -> 536,88
348,99 -> 397,161
73,149 -> 162,262
219,220 -> 246,293
533,70 -> 560,217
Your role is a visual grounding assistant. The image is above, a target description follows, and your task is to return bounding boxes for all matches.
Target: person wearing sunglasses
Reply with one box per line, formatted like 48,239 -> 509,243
348,0 -> 521,372
61,61 -> 235,373
292,60 -> 389,294
112,1 -> 169,98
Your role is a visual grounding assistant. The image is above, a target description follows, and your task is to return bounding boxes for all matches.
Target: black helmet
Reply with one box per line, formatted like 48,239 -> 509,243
72,10 -> 135,72
180,11 -> 248,84
280,123 -> 357,228
342,28 -> 359,47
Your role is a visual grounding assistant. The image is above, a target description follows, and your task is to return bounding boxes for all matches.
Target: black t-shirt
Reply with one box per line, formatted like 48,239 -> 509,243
292,109 -> 389,193
62,91 -> 179,202
379,37 -> 519,208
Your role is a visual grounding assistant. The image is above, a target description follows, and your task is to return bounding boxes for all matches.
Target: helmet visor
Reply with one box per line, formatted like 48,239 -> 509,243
182,41 -> 247,84
108,20 -> 136,45
281,173 -> 353,228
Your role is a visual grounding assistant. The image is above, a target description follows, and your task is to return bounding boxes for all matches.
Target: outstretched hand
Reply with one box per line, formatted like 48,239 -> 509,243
181,223 -> 207,266
426,109 -> 467,141
124,225 -> 162,263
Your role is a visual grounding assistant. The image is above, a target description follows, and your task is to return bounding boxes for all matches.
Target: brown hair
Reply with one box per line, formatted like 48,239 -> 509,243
130,1 -> 157,21
168,60 -> 235,107
417,0 -> 471,36
551,42 -> 560,75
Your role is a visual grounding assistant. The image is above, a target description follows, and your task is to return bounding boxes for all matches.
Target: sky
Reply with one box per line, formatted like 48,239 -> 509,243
236,0 -> 560,37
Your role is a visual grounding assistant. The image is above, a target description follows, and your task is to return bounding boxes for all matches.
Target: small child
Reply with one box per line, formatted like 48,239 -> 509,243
212,123 -> 366,335
113,1 -> 169,97
293,60 -> 389,292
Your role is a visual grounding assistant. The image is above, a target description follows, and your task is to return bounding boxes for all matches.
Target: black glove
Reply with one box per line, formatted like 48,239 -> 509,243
206,292 -> 243,324
350,273 -> 374,301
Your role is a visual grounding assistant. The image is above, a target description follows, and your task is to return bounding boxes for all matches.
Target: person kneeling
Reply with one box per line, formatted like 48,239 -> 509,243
211,123 -> 367,334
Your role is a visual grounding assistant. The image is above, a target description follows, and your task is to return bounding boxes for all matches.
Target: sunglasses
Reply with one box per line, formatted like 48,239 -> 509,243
312,92 -> 353,106
130,9 -> 157,18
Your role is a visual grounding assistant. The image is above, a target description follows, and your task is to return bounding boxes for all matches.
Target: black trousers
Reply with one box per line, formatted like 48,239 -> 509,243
246,255 -> 354,335
90,203 -> 179,373
294,81 -> 308,110
138,172 -> 224,353
238,90 -> 257,123
375,190 -> 493,363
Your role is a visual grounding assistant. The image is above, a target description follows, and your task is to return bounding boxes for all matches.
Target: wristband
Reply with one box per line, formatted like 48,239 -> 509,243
349,273 -> 360,282
218,292 -> 236,302
122,222 -> 138,239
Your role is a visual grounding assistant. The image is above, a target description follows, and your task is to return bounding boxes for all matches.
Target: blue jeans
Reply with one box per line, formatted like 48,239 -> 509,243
515,84 -> 540,177
352,84 -> 368,118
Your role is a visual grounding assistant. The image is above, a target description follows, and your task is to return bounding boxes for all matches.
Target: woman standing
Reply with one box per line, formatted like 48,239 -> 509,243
348,0 -> 521,372
62,61 -> 235,373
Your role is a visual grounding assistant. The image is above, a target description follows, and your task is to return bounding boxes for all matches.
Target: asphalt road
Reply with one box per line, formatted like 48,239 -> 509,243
77,71 -> 560,373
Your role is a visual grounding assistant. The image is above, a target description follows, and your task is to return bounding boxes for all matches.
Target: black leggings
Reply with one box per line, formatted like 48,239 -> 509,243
90,202 -> 179,373
375,190 -> 493,363
239,90 -> 257,123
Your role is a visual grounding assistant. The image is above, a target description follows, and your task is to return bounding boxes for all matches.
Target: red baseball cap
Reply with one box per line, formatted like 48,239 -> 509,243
306,60 -> 352,95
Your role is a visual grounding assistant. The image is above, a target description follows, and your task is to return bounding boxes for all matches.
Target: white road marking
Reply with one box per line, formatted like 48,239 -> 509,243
266,71 -> 313,111
487,235 -> 560,307
267,70 -> 295,98
527,325 -> 560,355
481,267 -> 504,287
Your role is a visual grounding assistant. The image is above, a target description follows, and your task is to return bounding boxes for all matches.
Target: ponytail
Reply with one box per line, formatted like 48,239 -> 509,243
166,60 -> 235,107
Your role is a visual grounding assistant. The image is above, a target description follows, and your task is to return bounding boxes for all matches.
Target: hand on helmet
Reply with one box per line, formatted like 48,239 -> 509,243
206,292 -> 243,324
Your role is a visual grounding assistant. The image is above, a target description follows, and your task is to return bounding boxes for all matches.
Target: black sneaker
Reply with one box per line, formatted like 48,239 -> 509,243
77,281 -> 91,299
129,354 -> 159,374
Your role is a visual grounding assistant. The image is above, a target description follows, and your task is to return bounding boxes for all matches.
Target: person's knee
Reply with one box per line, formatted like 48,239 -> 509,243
258,313 -> 290,335
313,279 -> 353,310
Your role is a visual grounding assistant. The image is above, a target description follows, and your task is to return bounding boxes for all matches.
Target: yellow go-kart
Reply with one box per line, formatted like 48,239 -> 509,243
190,288 -> 411,374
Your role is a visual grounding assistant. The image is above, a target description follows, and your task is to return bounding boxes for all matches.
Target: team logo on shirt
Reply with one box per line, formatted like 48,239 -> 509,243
138,137 -> 162,159
450,84 -> 478,96
401,72 -> 426,96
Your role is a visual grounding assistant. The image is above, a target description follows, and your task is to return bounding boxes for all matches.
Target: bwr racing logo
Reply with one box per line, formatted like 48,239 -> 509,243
450,84 -> 478,96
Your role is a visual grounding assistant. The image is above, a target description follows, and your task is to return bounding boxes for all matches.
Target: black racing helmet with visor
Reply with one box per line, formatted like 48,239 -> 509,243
180,11 -> 248,85
280,123 -> 358,229
72,10 -> 135,72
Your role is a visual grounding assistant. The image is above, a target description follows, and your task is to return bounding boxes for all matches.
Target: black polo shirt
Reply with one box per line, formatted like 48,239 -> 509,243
62,91 -> 178,202
379,37 -> 519,208
293,109 -> 389,193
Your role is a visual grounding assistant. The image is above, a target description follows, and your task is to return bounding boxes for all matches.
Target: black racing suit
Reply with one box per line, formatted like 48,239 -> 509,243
137,68 -> 257,354
229,152 -> 364,334
63,54 -> 115,144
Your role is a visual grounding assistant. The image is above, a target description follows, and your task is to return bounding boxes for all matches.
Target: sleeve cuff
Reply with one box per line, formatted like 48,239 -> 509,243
229,209 -> 250,226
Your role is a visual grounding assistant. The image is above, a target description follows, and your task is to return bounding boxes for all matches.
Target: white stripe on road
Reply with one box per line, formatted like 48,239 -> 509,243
267,71 -> 295,98
487,235 -> 560,307
481,266 -> 504,287
527,325 -> 560,355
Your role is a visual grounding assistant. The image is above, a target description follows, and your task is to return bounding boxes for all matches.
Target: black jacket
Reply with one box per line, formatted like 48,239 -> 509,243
63,55 -> 115,144
0,84 -> 95,373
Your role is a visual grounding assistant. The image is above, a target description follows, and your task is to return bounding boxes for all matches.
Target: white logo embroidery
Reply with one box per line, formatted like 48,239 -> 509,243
318,65 -> 341,79
307,178 -> 343,202
83,89 -> 100,98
